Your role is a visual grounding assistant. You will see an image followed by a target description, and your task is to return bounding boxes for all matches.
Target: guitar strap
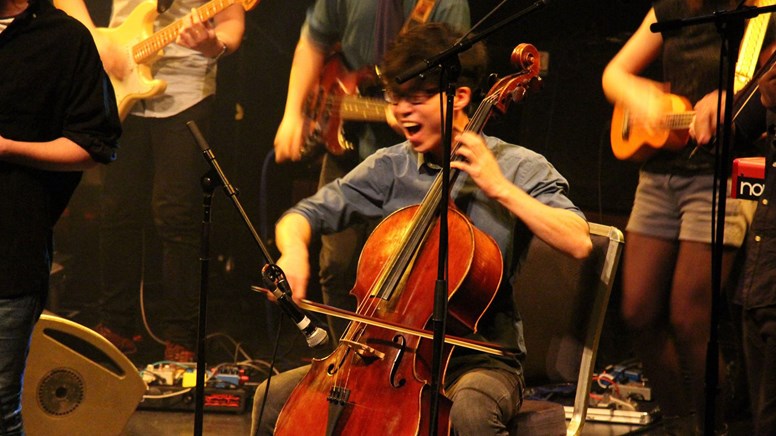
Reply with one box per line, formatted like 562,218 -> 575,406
373,0 -> 439,65
400,0 -> 439,33
157,0 -> 174,14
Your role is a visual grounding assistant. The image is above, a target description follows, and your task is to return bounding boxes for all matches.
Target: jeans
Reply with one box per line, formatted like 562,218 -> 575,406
98,99 -> 212,348
0,294 -> 43,435
250,364 -> 523,435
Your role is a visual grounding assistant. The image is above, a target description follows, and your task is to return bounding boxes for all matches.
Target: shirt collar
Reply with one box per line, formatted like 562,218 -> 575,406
415,151 -> 442,173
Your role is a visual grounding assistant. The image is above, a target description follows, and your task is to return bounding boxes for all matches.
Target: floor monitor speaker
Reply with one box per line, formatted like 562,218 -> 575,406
22,314 -> 146,436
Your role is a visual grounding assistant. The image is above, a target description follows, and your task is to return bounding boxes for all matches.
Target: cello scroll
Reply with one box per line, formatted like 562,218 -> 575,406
487,43 -> 542,115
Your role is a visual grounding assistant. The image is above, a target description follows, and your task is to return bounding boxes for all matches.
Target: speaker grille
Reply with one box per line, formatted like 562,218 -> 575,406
37,368 -> 85,416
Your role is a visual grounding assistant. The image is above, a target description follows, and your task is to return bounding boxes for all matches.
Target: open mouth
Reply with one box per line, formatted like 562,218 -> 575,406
403,122 -> 421,136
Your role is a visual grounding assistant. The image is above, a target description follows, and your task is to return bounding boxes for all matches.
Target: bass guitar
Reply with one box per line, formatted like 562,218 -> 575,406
301,54 -> 389,159
93,0 -> 259,120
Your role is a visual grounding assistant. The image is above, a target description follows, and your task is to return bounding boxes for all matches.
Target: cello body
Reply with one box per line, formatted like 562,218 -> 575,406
274,206 -> 502,435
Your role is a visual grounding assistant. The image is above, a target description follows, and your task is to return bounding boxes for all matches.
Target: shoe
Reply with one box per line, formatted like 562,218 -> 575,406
164,341 -> 195,362
94,323 -> 137,355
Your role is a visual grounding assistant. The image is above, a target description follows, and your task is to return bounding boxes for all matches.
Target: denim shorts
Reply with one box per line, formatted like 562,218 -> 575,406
626,171 -> 757,247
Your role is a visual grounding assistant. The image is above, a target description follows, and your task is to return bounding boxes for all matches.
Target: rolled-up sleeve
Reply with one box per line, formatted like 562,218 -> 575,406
62,32 -> 121,164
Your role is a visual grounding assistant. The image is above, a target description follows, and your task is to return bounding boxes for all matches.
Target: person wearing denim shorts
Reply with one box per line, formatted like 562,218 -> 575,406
602,0 -> 764,433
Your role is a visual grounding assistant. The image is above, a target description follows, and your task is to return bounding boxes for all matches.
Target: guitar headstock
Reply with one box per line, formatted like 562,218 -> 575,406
240,0 -> 260,11
485,43 -> 542,115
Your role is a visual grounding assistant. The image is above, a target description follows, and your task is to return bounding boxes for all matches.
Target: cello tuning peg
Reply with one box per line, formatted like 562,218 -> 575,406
486,73 -> 499,88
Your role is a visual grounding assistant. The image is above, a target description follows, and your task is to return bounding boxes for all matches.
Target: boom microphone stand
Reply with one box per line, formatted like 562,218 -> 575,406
185,121 -> 326,435
192,143 -> 218,436
395,1 -> 548,434
651,3 -> 776,434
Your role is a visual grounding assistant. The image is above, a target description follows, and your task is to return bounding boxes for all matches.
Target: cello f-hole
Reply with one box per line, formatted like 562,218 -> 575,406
389,335 -> 407,388
327,347 -> 353,376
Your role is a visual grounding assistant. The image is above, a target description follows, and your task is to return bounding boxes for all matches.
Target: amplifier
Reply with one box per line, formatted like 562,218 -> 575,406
732,157 -> 766,200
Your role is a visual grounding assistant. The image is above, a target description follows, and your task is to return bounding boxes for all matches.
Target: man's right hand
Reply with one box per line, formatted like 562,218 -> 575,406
273,113 -> 305,162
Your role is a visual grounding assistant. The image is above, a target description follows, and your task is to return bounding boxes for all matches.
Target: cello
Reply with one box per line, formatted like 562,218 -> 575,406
274,43 -> 542,436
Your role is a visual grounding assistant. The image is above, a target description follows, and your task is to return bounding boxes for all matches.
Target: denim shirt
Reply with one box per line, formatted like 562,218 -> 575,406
286,135 -> 585,371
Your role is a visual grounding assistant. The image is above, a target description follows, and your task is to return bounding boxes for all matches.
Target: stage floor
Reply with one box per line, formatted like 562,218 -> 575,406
119,407 -> 752,435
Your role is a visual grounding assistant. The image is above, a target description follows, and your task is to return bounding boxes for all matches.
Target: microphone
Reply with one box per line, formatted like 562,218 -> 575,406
260,264 -> 329,348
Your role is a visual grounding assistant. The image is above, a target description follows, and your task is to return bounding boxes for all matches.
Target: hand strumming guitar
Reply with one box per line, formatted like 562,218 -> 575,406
274,35 -> 327,162
690,90 -> 725,146
274,112 -> 306,163
618,78 -> 671,136
90,32 -> 129,81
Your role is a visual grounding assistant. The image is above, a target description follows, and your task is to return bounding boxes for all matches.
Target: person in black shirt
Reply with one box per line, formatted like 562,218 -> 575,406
738,65 -> 776,436
0,0 -> 121,433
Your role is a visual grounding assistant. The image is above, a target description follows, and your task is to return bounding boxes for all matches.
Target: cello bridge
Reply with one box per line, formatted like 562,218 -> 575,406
340,339 -> 386,361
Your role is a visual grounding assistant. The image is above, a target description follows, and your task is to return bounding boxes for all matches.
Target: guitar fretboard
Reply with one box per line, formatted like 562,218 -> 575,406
664,112 -> 695,130
339,96 -> 386,122
734,0 -> 776,93
133,0 -> 236,63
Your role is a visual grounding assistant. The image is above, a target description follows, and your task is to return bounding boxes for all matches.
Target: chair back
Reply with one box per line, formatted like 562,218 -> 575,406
512,223 -> 623,435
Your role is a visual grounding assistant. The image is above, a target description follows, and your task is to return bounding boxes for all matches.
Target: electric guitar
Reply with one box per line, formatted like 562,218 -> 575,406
300,54 -> 389,159
93,0 -> 259,120
610,93 -> 694,161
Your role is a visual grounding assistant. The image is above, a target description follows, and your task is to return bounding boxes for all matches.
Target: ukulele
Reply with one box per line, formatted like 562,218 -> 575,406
611,1 -> 776,162
610,42 -> 776,163
610,93 -> 694,161
92,0 -> 259,120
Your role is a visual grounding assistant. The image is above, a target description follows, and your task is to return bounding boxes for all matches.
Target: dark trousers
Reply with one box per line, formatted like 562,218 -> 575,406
743,304 -> 776,436
98,99 -> 212,348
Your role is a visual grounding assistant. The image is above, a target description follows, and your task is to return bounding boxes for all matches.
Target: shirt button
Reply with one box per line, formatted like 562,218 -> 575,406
755,235 -> 762,242
764,199 -> 769,206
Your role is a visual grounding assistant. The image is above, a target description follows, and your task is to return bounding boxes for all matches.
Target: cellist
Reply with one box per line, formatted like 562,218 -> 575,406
251,23 -> 592,436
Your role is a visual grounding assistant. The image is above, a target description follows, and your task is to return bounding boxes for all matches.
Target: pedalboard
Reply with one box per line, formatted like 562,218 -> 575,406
137,385 -> 249,414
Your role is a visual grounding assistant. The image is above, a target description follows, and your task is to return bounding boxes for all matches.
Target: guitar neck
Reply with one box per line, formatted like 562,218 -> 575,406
664,112 -> 695,130
340,95 -> 387,122
734,0 -> 775,93
133,0 -> 236,64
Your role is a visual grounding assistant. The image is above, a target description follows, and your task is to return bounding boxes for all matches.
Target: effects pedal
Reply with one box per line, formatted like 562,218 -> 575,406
138,385 -> 249,413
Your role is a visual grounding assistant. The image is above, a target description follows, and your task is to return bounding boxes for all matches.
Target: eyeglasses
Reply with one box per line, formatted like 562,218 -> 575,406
383,88 -> 440,105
